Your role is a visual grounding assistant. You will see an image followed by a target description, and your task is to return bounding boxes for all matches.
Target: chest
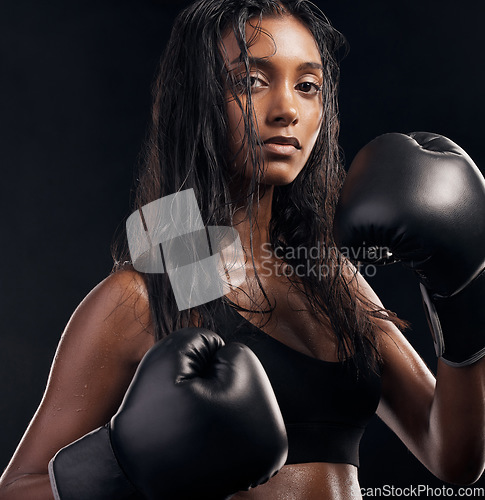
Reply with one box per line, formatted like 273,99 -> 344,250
211,295 -> 382,468
224,264 -> 340,362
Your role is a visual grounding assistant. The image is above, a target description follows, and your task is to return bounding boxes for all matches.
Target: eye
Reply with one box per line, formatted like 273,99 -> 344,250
249,73 -> 267,90
296,81 -> 322,95
232,72 -> 267,94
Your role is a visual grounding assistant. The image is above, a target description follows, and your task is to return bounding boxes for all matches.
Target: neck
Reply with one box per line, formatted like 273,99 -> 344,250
231,183 -> 274,264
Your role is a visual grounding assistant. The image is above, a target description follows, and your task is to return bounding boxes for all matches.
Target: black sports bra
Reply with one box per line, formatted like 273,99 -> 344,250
211,298 -> 381,467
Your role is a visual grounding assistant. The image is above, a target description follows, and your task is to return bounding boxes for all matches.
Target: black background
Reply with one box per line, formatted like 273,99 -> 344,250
1,0 -> 484,493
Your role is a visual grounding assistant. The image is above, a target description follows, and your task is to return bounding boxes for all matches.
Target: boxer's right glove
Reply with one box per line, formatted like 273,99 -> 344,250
49,327 -> 288,499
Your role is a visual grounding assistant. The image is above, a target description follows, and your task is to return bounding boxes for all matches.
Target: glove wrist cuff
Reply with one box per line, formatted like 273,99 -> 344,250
49,425 -> 138,500
421,268 -> 485,367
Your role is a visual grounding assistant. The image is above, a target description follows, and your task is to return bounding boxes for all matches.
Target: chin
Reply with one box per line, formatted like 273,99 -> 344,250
262,176 -> 298,187
259,163 -> 304,186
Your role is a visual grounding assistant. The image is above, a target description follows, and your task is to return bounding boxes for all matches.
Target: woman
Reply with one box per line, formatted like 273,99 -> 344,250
0,0 -> 484,498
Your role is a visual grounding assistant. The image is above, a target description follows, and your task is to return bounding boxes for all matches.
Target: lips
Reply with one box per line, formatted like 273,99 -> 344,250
263,136 -> 301,156
263,136 -> 301,149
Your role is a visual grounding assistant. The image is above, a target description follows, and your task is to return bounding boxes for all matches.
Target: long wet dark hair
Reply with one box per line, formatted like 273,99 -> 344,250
111,0 -> 406,372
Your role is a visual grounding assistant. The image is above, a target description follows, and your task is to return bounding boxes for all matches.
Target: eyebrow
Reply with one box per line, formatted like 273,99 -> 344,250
229,56 -> 323,72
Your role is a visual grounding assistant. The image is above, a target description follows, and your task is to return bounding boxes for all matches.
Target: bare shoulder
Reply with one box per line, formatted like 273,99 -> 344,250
0,269 -> 156,485
59,268 -> 155,365
345,264 -> 437,447
343,261 -> 416,356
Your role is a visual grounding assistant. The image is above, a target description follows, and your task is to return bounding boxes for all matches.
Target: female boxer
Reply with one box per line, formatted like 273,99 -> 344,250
0,1 -> 484,498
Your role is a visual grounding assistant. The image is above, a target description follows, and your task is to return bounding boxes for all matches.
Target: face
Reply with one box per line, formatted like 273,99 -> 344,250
222,15 -> 324,186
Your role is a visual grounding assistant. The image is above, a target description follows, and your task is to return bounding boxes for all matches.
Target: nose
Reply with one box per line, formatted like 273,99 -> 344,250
266,83 -> 299,126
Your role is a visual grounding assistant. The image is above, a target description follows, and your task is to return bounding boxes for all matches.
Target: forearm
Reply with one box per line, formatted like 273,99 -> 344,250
0,474 -> 54,500
0,470 -> 141,500
427,356 -> 485,484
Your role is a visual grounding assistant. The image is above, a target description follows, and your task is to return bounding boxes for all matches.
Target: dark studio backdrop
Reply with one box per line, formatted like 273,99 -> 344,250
1,0 -> 484,494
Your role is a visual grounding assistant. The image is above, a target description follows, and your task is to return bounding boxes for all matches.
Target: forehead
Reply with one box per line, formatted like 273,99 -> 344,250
221,15 -> 321,66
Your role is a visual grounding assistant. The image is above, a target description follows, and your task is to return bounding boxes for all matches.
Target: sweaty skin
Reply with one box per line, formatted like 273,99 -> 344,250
0,13 -> 484,500
223,15 -> 323,187
220,16 -> 360,496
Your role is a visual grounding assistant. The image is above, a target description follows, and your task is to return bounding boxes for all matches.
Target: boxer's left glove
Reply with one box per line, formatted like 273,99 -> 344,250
333,132 -> 485,367
49,327 -> 288,499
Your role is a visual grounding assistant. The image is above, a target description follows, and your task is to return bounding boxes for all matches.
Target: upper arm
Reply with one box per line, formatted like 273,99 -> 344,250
350,270 -> 437,463
1,270 -> 155,485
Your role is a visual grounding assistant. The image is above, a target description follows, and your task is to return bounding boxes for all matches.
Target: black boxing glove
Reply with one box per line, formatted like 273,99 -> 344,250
333,132 -> 485,367
49,327 -> 288,499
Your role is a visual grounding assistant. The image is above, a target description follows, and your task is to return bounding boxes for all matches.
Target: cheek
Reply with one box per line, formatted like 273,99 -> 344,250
226,99 -> 246,149
305,105 -> 324,146
307,102 -> 324,131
